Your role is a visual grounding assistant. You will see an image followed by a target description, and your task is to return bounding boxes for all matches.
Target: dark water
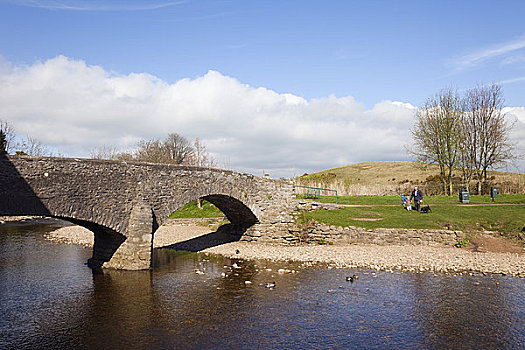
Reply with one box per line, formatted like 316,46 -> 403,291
0,221 -> 524,350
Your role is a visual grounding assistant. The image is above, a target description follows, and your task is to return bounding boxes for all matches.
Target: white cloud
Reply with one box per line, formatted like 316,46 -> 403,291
452,35 -> 525,71
7,0 -> 186,11
6,55 -> 523,178
503,107 -> 525,172
501,54 -> 525,65
497,76 -> 525,86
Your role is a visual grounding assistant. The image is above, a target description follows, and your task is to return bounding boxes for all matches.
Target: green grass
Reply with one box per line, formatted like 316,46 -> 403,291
312,194 -> 525,205
169,200 -> 224,219
305,199 -> 525,240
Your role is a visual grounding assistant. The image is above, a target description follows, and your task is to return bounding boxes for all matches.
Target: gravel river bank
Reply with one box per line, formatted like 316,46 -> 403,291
40,219 -> 525,277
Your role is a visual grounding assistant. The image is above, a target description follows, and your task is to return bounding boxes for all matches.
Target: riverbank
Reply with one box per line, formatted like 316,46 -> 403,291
0,215 -> 45,224
42,219 -> 525,277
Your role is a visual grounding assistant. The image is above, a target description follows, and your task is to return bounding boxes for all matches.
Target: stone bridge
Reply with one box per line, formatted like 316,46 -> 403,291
0,155 -> 296,270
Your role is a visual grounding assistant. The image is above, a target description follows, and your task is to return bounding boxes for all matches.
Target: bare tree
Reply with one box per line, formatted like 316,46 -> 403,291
410,89 -> 463,195
464,84 -> 515,194
90,145 -> 121,160
134,133 -> 194,165
17,135 -> 50,156
457,118 -> 476,191
187,137 -> 216,167
134,139 -> 165,163
163,133 -> 194,164
90,134 -> 203,166
186,137 -> 216,209
0,120 -> 16,154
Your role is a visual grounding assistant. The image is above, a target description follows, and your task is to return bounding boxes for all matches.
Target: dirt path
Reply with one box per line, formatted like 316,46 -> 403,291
325,203 -> 525,207
466,233 -> 525,254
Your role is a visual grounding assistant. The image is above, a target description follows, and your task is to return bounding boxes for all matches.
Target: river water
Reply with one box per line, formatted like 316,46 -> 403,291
0,220 -> 524,349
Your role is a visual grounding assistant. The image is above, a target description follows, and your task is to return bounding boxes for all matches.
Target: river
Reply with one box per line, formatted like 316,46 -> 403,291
0,219 -> 524,349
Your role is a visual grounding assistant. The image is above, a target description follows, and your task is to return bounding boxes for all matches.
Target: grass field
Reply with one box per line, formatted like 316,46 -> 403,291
303,194 -> 525,242
169,200 -> 224,219
311,193 -> 525,205
168,195 -> 524,244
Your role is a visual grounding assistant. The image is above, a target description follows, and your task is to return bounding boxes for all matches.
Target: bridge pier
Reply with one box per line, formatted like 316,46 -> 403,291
87,227 -> 126,269
101,201 -> 155,270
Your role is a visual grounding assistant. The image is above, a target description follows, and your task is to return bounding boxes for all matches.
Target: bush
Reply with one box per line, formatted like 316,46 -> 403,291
454,239 -> 469,248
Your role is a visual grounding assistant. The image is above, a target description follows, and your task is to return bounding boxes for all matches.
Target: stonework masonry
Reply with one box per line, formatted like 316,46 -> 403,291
289,223 -> 466,246
0,155 -> 295,270
288,200 -> 466,246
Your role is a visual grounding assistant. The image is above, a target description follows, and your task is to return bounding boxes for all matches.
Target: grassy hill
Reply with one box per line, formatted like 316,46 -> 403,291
296,161 -> 525,196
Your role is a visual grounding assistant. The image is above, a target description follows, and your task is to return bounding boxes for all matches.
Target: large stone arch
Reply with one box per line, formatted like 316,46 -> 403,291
202,194 -> 258,229
0,155 -> 296,270
160,191 -> 260,229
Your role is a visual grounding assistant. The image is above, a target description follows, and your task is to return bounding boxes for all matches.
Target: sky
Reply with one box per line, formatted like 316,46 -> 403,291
0,0 -> 524,177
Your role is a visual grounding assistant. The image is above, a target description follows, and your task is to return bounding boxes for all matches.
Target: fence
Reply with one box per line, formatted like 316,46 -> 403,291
294,185 -> 338,204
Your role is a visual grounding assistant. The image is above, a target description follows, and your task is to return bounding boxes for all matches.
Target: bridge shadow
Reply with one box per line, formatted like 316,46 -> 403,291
159,224 -> 245,252
0,155 -> 126,269
0,154 -> 51,216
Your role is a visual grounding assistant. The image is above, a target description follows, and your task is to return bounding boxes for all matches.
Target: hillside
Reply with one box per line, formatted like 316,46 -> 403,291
296,161 -> 525,196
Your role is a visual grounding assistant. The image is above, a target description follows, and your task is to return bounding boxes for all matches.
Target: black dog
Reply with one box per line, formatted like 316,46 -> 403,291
420,205 -> 431,213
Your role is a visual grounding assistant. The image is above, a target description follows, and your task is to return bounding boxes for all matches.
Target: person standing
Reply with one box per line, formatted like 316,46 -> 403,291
410,186 -> 423,212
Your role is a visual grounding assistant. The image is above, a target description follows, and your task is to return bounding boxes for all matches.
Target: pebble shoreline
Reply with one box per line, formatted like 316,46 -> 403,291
43,221 -> 525,277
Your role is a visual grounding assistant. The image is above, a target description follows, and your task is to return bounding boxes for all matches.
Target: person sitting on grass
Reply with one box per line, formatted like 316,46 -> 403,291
401,195 -> 412,210
410,186 -> 423,212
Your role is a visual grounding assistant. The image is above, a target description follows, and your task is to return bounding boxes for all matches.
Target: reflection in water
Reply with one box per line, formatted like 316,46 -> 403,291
412,273 -> 521,349
0,221 -> 524,349
81,271 -> 172,349
0,220 -> 94,349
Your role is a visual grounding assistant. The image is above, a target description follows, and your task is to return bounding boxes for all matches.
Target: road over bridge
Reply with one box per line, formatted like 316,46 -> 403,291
0,155 -> 296,270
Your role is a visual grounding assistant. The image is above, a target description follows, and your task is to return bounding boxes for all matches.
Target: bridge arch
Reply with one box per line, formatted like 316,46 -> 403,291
162,192 -> 259,229
55,216 -> 127,269
202,194 -> 258,229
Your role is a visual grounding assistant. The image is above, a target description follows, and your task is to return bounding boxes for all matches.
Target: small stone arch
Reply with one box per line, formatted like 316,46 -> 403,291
55,216 -> 126,269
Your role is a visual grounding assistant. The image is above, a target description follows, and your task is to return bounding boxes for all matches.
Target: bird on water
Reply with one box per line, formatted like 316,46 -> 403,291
346,275 -> 359,283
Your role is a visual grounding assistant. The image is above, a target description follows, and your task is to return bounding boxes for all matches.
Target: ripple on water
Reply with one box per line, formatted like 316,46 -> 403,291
0,222 -> 524,349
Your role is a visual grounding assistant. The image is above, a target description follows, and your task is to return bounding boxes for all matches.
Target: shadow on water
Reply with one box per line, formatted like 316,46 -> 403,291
158,223 -> 243,252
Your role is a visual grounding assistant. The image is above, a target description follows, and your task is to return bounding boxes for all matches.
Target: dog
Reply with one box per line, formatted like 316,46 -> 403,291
420,205 -> 431,213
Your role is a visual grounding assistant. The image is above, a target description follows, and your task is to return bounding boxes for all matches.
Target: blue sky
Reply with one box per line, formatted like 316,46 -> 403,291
1,0 -> 524,176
